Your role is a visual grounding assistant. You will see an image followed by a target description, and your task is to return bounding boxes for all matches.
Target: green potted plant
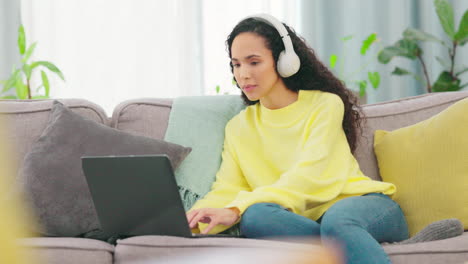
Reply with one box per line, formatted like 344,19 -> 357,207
214,78 -> 239,95
328,33 -> 382,103
378,0 -> 468,93
0,25 -> 65,99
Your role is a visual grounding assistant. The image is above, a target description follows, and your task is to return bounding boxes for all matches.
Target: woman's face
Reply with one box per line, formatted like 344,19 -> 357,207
231,32 -> 284,102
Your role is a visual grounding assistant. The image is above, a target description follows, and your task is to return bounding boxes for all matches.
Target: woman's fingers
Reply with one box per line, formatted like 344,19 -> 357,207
199,216 -> 212,223
187,210 -> 203,228
187,208 -> 234,234
202,219 -> 219,234
186,210 -> 198,223
189,210 -> 212,228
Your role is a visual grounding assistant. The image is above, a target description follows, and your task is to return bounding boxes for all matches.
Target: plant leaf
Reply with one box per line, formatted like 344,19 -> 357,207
32,95 -> 49,99
358,80 -> 367,97
361,33 -> 377,55
329,54 -> 338,69
31,61 -> 65,81
341,35 -> 354,42
2,70 -> 20,93
23,64 -> 32,80
391,67 -> 423,82
454,9 -> 468,43
215,85 -> 220,94
396,39 -> 422,57
435,0 -> 456,39
432,71 -> 461,92
378,39 -> 421,64
403,28 -> 443,43
41,70 -> 50,97
2,78 -> 15,93
368,72 -> 380,89
22,42 -> 37,63
378,47 -> 401,64
15,74 -> 28,99
18,25 -> 26,55
392,67 -> 411,76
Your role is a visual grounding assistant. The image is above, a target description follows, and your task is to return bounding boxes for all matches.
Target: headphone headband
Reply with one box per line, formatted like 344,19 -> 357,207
244,14 -> 300,77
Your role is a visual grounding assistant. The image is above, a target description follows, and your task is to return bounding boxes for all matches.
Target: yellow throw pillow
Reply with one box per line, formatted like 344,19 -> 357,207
374,97 -> 468,236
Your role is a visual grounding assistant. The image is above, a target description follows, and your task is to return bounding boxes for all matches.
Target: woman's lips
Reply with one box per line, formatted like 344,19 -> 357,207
243,85 -> 257,92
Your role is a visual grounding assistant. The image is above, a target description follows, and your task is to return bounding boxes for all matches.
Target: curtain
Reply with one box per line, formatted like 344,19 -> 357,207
300,0 -> 468,104
19,0 -> 468,111
0,0 -> 21,82
21,0 -> 203,114
20,0 -> 298,114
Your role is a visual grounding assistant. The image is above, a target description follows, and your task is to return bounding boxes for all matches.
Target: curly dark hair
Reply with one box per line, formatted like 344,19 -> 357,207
226,17 -> 364,153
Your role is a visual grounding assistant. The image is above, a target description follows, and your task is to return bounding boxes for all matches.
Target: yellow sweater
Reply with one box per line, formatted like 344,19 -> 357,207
190,90 -> 396,234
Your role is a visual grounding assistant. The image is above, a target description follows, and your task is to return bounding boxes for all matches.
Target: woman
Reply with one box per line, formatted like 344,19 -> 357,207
186,14 -> 408,264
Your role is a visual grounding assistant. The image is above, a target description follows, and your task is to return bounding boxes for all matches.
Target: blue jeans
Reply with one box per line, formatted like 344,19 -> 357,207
239,193 -> 409,264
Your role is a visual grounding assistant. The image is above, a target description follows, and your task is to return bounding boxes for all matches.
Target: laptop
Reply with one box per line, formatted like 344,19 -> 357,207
81,154 -> 236,238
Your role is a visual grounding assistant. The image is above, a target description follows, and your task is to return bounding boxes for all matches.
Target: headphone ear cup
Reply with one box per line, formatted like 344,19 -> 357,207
277,50 -> 301,78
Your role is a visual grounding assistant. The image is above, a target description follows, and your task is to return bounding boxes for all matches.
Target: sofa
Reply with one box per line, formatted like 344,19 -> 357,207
1,90 -> 468,264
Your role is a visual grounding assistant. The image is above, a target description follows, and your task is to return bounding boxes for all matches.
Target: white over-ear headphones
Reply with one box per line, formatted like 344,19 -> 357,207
245,14 -> 301,78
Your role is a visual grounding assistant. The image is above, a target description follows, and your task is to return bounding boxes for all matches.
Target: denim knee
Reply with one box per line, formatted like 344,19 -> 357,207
240,203 -> 322,238
240,203 -> 281,235
320,213 -> 360,238
320,194 -> 408,242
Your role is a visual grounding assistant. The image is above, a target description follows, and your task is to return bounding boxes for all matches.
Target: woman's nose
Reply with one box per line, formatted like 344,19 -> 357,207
239,66 -> 251,79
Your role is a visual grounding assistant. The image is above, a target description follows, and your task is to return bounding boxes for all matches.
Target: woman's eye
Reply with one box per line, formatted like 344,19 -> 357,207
232,63 -> 240,68
251,62 -> 259,66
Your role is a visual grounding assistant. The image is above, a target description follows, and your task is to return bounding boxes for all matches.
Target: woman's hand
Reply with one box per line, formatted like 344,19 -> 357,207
186,208 -> 240,234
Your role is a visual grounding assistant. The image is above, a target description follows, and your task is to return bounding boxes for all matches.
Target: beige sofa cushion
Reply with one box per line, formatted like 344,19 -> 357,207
19,237 -> 114,264
114,236 -> 334,264
0,99 -> 108,180
111,98 -> 173,139
113,234 -> 468,264
384,232 -> 468,264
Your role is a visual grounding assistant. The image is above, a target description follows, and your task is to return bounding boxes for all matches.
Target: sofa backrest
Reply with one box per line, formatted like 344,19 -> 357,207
0,99 -> 108,178
112,91 -> 468,182
3,91 -> 467,183
111,98 -> 173,139
355,91 -> 468,180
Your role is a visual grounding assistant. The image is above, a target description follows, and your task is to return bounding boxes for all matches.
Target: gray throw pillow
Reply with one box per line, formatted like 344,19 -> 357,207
18,101 -> 191,237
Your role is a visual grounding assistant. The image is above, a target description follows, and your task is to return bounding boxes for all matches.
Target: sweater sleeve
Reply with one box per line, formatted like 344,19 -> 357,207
188,122 -> 251,233
225,95 -> 350,215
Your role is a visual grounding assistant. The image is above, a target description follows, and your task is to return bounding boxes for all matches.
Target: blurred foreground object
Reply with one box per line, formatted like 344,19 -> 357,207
131,238 -> 343,264
0,125 -> 36,263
